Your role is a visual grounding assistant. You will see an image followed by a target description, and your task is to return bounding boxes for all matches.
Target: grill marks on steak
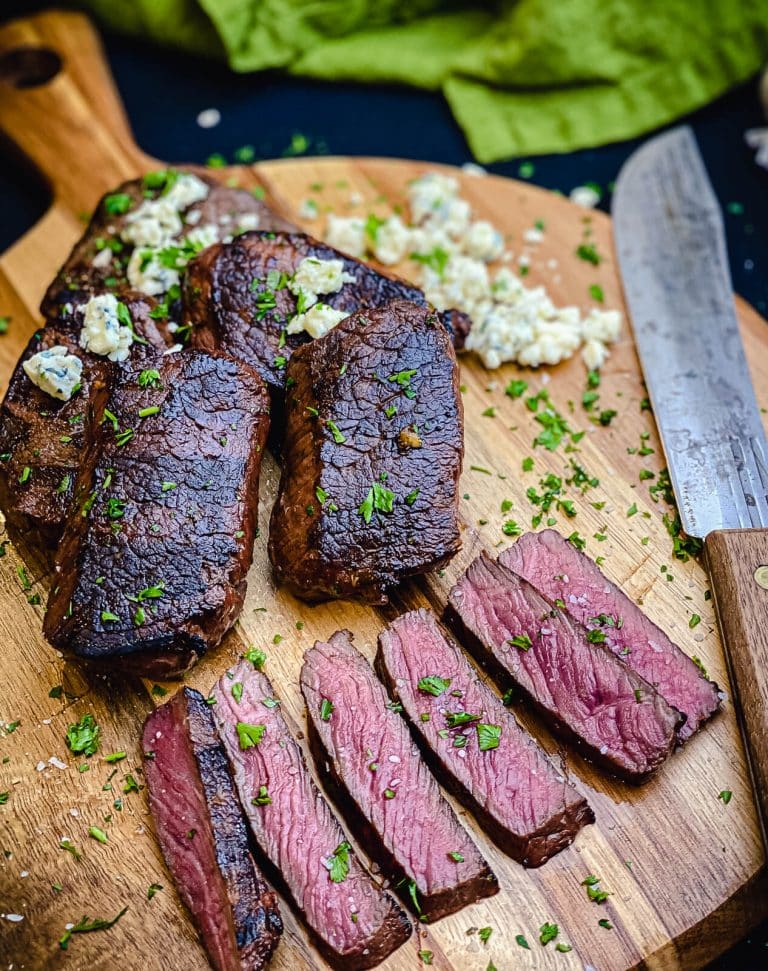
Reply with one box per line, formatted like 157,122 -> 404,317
499,530 -> 722,741
143,688 -> 282,970
268,301 -> 463,603
376,609 -> 593,865
41,174 -> 293,317
212,661 -> 411,970
184,231 -> 469,393
43,350 -> 270,678
0,292 -> 170,541
301,631 -> 497,919
449,554 -> 682,782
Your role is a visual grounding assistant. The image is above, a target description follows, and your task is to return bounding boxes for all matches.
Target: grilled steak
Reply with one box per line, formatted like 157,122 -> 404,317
212,660 -> 411,970
43,349 -> 270,678
42,171 -> 293,317
0,292 -> 170,541
268,301 -> 463,603
143,688 -> 282,971
184,230 -> 470,395
448,553 -> 682,782
301,631 -> 498,919
500,530 -> 722,741
376,609 -> 593,865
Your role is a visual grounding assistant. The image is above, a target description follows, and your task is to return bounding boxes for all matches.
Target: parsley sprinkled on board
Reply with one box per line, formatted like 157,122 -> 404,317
66,714 -> 100,757
417,676 -> 451,697
539,921 -> 559,945
589,283 -> 605,302
719,789 -> 733,804
689,613 -> 702,629
515,933 -> 530,949
236,723 -> 266,750
59,907 -> 128,951
576,242 -> 601,265
147,883 -> 163,900
582,874 -> 611,903
478,926 -> 493,944
88,826 -> 108,845
60,838 -> 81,860
418,950 -> 433,965
505,379 -> 528,399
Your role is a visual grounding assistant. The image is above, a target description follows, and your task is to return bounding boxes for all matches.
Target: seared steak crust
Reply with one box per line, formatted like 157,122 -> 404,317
212,661 -> 412,970
184,231 -> 469,394
377,609 -> 594,866
268,301 -> 463,604
499,530 -> 722,741
301,631 -> 498,919
41,174 -> 293,317
0,292 -> 169,541
143,688 -> 282,971
43,349 -> 270,678
448,553 -> 682,782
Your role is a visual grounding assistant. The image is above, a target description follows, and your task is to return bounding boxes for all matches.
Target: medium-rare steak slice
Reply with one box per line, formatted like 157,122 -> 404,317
41,170 -> 294,316
301,630 -> 498,919
268,301 -> 463,604
212,660 -> 411,970
43,349 -> 270,678
184,230 -> 470,394
143,688 -> 282,971
500,530 -> 722,741
448,553 -> 682,782
376,609 -> 593,866
0,291 -> 170,541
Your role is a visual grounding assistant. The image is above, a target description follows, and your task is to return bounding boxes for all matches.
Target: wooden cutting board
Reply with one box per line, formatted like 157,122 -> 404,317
1,11 -> 767,971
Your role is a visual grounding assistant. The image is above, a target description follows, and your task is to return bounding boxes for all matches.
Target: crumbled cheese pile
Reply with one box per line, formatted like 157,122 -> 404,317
79,293 -> 133,362
22,346 -> 83,401
324,171 -> 621,370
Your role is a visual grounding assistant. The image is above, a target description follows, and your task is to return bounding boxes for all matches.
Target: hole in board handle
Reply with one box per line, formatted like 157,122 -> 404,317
0,46 -> 62,89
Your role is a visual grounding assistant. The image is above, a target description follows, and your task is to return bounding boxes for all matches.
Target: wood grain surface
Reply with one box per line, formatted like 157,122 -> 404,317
1,10 -> 767,971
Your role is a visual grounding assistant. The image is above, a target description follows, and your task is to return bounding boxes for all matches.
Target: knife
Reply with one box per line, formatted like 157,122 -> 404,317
613,125 -> 768,841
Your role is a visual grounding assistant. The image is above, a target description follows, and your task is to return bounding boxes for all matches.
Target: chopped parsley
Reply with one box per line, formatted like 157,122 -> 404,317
252,785 -> 272,806
417,676 -> 451,697
539,921 -> 559,945
243,647 -> 267,669
236,722 -> 266,750
505,379 -> 528,399
410,247 -> 449,279
445,711 -> 480,729
103,193 -> 132,215
689,613 -> 701,629
147,884 -> 163,900
589,283 -> 605,302
719,789 -> 733,804
387,368 -> 418,398
515,933 -> 530,949
358,482 -> 394,524
60,838 -> 81,860
508,633 -> 532,651
320,698 -> 334,721
88,825 -> 108,845
231,682 -> 243,704
59,907 -> 128,951
448,851 -> 464,862
477,723 -> 502,751
478,926 -> 493,944
326,420 -> 346,444
582,874 -> 610,903
327,841 -> 351,883
576,242 -> 602,265
66,714 -> 100,756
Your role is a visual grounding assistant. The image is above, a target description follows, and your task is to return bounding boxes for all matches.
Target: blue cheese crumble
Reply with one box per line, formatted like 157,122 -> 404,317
79,293 -> 133,361
288,257 -> 356,309
23,346 -> 83,401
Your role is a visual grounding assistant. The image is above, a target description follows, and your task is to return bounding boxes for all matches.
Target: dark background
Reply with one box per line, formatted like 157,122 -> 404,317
1,3 -> 767,967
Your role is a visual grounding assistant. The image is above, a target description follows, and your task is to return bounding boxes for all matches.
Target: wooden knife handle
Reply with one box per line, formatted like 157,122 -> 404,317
706,528 -> 768,841
0,10 -> 150,214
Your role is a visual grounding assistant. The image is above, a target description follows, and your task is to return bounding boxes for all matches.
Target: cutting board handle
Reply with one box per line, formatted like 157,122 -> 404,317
0,10 -> 151,216
706,528 -> 768,844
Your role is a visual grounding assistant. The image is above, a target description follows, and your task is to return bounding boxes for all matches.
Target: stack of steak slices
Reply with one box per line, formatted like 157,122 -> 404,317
448,552 -> 683,782
499,530 -> 723,741
301,630 -> 498,919
269,301 -> 464,603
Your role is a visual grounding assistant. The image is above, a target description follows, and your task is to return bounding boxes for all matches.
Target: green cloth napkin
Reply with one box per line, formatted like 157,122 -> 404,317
80,0 -> 768,162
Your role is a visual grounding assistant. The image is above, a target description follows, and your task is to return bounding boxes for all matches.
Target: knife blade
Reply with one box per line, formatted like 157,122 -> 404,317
613,126 -> 768,537
613,125 -> 768,843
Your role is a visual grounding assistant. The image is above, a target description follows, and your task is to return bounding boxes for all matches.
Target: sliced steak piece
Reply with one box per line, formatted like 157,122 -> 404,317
376,609 -> 593,866
499,530 -> 722,742
42,170 -> 293,316
0,292 -> 169,542
268,300 -> 463,604
301,630 -> 497,919
43,349 -> 270,678
448,553 -> 682,782
143,688 -> 282,971
184,230 -> 470,395
212,660 -> 411,970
